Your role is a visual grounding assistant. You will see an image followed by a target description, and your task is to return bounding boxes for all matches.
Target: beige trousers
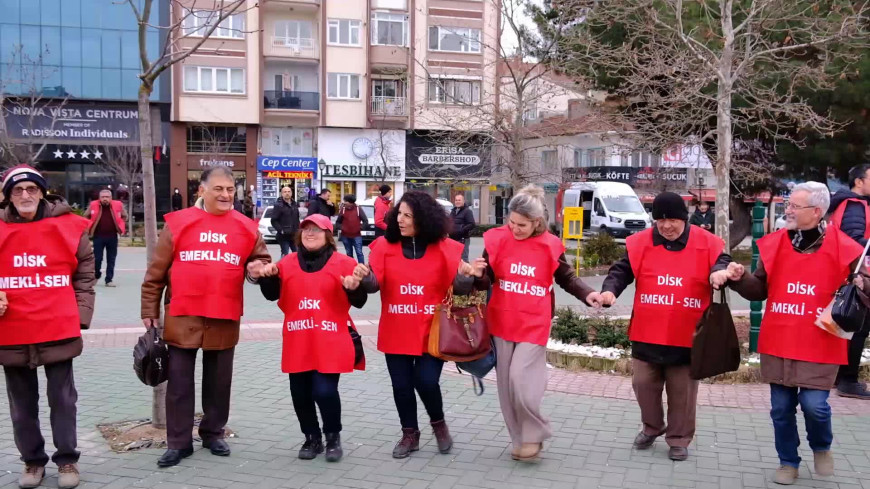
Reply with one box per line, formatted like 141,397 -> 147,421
493,336 -> 552,447
631,358 -> 699,448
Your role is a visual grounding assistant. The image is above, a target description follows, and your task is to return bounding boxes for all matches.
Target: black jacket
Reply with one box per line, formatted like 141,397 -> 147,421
689,209 -> 714,230
271,198 -> 301,236
171,193 -> 182,211
829,190 -> 868,247
307,196 -> 335,218
449,205 -> 476,242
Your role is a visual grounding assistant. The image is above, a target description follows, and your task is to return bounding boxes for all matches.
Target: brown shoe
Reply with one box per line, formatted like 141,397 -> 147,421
814,450 -> 834,476
512,442 -> 542,462
57,464 -> 79,489
18,465 -> 44,489
773,465 -> 798,485
633,432 -> 659,450
430,419 -> 453,454
392,428 -> 420,459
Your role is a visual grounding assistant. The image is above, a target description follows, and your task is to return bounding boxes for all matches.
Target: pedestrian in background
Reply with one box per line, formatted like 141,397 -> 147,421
689,201 -> 714,232
361,191 -> 482,459
449,194 -> 476,262
0,165 -> 95,489
85,188 -> 127,288
335,194 -> 368,264
141,166 -> 271,469
592,192 -> 732,462
727,182 -> 870,485
472,185 -> 597,462
172,187 -> 183,211
271,186 -> 301,258
308,189 -> 336,218
258,214 -> 368,462
374,185 -> 392,238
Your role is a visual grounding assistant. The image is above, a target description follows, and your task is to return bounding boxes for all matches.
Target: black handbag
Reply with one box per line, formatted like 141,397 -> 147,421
830,237 -> 870,333
690,290 -> 740,380
133,327 -> 169,387
348,325 -> 364,366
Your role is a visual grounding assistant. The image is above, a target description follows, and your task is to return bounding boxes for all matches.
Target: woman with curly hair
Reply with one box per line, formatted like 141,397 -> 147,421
357,191 -> 483,459
470,185 -> 597,462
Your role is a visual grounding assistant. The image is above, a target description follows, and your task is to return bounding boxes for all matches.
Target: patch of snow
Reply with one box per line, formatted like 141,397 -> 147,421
546,339 -> 626,360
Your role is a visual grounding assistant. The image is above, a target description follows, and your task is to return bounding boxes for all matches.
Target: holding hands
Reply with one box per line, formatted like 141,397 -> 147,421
0,291 -> 6,317
342,263 -> 370,291
709,262 -> 744,289
458,258 -> 488,278
587,291 -> 616,308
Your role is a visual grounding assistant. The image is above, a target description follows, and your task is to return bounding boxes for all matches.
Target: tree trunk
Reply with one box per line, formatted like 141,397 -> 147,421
138,83 -> 166,429
716,3 -> 735,252
127,191 -> 135,243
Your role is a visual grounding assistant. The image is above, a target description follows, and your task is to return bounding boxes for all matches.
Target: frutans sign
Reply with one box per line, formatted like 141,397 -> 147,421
257,156 -> 318,172
4,101 -> 140,142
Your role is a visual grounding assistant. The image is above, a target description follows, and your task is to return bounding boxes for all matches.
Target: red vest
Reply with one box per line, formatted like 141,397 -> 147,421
165,207 -> 258,321
484,226 -> 564,346
88,200 -> 126,235
369,237 -> 463,355
626,226 -> 724,347
829,198 -> 870,240
0,214 -> 89,346
757,227 -> 861,365
278,252 -> 362,373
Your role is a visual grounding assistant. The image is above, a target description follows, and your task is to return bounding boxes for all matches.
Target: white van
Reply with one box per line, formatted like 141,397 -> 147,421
557,181 -> 651,238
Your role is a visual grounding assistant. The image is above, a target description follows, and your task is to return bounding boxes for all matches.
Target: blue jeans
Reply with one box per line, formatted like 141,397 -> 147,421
340,236 -> 365,264
384,354 -> 445,430
770,383 -> 833,468
93,235 -> 118,283
277,232 -> 297,258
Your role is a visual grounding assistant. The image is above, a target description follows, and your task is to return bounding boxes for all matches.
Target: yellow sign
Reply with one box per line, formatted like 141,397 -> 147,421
562,207 -> 584,241
263,171 -> 313,179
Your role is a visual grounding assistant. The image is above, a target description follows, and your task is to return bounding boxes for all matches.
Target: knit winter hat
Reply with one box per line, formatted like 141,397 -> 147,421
652,191 -> 689,221
2,165 -> 47,200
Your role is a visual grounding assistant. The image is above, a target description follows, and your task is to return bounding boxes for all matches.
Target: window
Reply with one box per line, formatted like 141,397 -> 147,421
371,12 -> 407,46
263,127 -> 314,156
274,20 -> 313,44
187,126 -> 247,153
574,149 -> 584,167
183,66 -> 245,94
631,150 -> 656,168
182,10 -> 245,39
542,150 -> 558,172
427,78 -> 481,105
594,198 -> 605,217
327,19 -> 361,46
588,147 -> 606,166
428,26 -> 481,53
327,73 -> 360,99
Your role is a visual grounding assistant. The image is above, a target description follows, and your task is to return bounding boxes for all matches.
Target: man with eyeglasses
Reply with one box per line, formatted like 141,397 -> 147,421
141,166 -> 271,468
726,182 -> 870,485
0,165 -> 95,489
828,163 -> 870,400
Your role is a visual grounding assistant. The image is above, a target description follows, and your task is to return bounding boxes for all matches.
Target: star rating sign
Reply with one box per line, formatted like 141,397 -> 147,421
65,150 -> 76,159
53,149 -> 63,158
93,150 -> 103,160
80,150 -> 90,159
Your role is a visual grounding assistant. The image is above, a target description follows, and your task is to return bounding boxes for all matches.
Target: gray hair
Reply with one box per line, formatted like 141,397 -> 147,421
508,185 -> 549,235
791,181 -> 830,215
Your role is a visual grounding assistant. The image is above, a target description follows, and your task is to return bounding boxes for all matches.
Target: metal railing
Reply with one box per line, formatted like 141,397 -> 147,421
264,90 -> 320,110
370,96 -> 407,116
270,37 -> 318,58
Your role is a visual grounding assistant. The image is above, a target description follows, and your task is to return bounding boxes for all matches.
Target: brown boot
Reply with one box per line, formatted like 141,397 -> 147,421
773,465 -> 798,485
392,428 -> 420,459
430,419 -> 453,454
813,450 -> 834,476
18,465 -> 44,489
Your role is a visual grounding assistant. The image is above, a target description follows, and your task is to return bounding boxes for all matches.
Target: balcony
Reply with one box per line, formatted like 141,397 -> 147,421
264,0 -> 320,11
371,96 -> 407,116
264,90 -> 320,111
269,37 -> 318,59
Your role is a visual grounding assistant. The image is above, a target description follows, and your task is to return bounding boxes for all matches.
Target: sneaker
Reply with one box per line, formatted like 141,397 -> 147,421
773,465 -> 798,485
57,464 -> 79,489
814,450 -> 834,476
18,465 -> 44,489
298,434 -> 323,460
836,381 -> 870,400
391,428 -> 420,459
105,282 -> 117,288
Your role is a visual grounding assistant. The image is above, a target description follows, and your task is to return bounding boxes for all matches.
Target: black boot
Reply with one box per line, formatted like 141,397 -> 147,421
298,434 -> 324,460
392,428 -> 420,459
324,433 -> 343,462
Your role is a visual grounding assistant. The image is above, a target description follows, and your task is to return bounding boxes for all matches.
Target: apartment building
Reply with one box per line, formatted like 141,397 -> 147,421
170,0 -> 499,221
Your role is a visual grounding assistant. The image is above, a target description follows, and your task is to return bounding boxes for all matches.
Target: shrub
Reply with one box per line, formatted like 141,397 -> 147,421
551,307 -> 588,344
590,318 -> 630,348
582,233 -> 622,266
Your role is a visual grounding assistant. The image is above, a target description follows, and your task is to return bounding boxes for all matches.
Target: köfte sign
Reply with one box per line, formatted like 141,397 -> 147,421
4,101 -> 140,143
257,156 -> 318,172
563,166 -> 688,187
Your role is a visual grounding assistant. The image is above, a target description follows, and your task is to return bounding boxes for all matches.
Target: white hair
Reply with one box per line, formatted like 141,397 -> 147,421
790,181 -> 830,215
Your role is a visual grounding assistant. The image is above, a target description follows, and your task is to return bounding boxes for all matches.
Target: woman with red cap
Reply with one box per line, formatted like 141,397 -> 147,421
258,214 -> 368,463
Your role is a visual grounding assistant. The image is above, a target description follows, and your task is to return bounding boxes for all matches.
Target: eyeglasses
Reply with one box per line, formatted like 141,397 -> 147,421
11,186 -> 40,197
785,202 -> 815,211
301,226 -> 324,235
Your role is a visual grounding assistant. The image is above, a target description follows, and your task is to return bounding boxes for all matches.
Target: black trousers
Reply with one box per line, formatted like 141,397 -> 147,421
166,346 -> 235,449
838,322 -> 870,384
288,371 -> 341,436
384,354 -> 445,430
93,235 -> 118,283
277,232 -> 297,258
3,359 -> 79,466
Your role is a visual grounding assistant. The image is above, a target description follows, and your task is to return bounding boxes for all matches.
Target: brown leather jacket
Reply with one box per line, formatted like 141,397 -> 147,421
140,204 -> 271,351
0,196 -> 96,368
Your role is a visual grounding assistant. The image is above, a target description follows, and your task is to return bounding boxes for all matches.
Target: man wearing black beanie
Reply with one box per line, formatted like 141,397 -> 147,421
587,191 -> 735,462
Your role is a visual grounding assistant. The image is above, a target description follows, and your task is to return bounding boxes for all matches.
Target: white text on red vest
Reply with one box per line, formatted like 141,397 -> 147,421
657,274 -> 682,286
13,254 -> 47,267
498,279 -> 548,297
786,282 -> 815,295
200,232 -> 228,243
388,304 -> 436,315
510,262 -> 536,277
286,318 -> 339,332
298,299 -> 321,309
178,250 -> 241,265
0,274 -> 70,289
400,284 -> 424,295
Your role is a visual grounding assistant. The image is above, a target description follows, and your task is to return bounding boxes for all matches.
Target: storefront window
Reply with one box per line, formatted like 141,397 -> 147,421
325,181 -> 354,206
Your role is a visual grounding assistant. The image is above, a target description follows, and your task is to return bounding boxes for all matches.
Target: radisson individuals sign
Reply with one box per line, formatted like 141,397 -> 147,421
4,101 -> 140,143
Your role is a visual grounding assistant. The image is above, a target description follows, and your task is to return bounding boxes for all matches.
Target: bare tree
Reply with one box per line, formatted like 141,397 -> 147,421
549,0 -> 869,250
126,0 -> 256,430
96,145 -> 142,241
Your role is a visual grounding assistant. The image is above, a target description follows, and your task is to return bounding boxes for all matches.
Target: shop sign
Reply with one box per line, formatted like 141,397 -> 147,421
264,170 -> 313,179
257,156 -> 318,172
199,158 -> 235,168
563,166 -> 687,188
4,100 -> 140,143
186,154 -> 246,170
406,132 -> 490,179
321,164 -> 403,179
418,147 -> 481,166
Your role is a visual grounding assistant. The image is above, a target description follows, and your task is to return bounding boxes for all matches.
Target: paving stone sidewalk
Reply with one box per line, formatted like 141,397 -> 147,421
1,341 -> 869,489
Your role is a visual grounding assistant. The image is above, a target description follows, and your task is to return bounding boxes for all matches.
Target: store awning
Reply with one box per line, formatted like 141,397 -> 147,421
637,191 -> 694,203
689,189 -> 716,203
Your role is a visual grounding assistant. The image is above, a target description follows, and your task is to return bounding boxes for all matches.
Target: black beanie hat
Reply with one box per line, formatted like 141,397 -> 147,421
652,192 -> 688,221
2,165 -> 47,200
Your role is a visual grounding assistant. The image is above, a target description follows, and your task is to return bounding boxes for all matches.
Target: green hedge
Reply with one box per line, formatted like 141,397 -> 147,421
551,307 -> 630,348
470,224 -> 500,237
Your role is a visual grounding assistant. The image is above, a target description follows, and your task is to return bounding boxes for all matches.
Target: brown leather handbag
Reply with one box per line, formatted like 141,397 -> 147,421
428,287 -> 491,362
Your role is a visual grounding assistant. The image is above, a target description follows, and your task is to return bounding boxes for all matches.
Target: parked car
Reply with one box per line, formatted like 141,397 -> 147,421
258,206 -> 277,243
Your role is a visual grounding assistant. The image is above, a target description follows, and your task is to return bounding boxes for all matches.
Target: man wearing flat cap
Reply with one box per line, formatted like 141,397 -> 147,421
589,192 -> 737,461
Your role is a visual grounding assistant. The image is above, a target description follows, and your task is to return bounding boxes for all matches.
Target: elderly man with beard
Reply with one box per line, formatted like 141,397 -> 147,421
141,166 -> 271,468
0,165 -> 95,489
726,182 -> 870,485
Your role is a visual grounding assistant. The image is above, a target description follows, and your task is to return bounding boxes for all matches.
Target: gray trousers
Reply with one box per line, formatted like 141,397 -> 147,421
493,336 -> 551,447
3,360 -> 79,467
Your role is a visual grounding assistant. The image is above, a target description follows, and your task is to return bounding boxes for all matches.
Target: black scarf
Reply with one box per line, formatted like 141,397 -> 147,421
788,224 -> 824,252
297,244 -> 333,273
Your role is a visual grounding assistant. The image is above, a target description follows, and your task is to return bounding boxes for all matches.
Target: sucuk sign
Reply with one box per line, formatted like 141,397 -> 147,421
4,101 -> 140,143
